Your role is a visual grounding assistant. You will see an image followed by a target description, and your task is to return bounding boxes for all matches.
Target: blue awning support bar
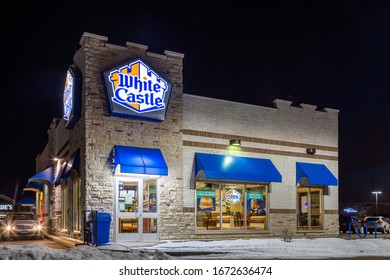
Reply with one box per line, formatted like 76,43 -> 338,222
113,145 -> 168,175
195,153 -> 282,183
296,162 -> 338,186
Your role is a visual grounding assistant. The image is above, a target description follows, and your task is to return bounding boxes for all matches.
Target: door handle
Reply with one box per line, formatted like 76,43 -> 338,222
136,207 -> 142,218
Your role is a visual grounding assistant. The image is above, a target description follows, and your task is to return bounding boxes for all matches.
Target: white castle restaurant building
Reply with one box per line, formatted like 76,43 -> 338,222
24,32 -> 339,243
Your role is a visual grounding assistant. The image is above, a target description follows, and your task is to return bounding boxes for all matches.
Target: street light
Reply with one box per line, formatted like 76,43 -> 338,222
372,190 -> 382,215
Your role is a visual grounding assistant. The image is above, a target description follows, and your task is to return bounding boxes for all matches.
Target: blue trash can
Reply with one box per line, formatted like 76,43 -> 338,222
92,212 -> 111,246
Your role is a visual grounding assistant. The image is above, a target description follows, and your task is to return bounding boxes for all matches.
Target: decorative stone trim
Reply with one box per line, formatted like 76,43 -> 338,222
183,140 -> 338,161
270,209 -> 296,214
183,129 -> 338,152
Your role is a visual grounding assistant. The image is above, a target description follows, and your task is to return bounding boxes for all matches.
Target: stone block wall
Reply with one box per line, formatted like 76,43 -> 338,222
71,32 -> 185,240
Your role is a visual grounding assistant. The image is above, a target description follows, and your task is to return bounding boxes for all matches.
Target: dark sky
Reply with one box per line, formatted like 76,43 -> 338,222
1,1 -> 389,206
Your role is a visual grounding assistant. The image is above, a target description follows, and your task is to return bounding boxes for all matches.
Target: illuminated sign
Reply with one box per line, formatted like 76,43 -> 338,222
0,204 -> 13,211
102,58 -> 172,121
343,207 -> 358,213
225,189 -> 241,205
63,67 -> 81,128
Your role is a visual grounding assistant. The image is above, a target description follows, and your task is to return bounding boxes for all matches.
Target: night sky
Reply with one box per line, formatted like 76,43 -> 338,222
1,1 -> 389,206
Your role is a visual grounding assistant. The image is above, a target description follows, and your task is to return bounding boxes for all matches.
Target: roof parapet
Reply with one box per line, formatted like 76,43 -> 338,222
273,99 -> 292,109
323,107 -> 340,114
164,50 -> 185,58
300,103 -> 317,111
126,41 -> 149,51
80,32 -> 108,45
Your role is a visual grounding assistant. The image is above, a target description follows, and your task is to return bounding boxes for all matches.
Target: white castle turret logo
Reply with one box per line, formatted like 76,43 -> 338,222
108,60 -> 168,113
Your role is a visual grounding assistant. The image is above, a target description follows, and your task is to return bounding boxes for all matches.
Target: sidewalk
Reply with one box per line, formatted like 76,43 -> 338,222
45,234 -> 158,251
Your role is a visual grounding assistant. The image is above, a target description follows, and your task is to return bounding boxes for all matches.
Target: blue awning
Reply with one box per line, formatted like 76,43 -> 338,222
23,182 -> 43,192
62,149 -> 80,180
296,162 -> 338,186
28,167 -> 55,186
16,197 -> 35,206
195,153 -> 282,182
114,145 -> 168,175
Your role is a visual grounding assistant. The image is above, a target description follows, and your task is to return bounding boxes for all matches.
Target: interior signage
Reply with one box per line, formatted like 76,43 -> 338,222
197,190 -> 216,211
63,67 -> 81,128
102,58 -> 172,121
225,189 -> 241,205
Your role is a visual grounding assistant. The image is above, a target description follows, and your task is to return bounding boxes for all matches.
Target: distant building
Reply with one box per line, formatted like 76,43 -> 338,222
0,194 -> 14,219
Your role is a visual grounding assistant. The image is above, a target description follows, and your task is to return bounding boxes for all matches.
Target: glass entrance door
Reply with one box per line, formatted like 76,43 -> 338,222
115,177 -> 159,242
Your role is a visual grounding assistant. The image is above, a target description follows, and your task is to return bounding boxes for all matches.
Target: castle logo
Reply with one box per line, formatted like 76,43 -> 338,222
102,59 -> 172,121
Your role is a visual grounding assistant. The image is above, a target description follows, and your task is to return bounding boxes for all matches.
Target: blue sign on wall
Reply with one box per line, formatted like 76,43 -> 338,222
101,58 -> 173,121
63,67 -> 81,129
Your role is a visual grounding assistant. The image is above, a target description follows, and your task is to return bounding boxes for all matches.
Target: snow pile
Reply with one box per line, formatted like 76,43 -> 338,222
0,244 -> 170,260
146,237 -> 390,259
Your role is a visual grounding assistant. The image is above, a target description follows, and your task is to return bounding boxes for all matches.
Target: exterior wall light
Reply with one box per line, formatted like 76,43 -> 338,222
230,139 -> 241,146
306,148 -> 316,155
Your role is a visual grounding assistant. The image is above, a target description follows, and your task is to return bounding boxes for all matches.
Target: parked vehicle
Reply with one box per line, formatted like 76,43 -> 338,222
339,216 -> 360,233
0,212 -> 44,241
365,216 -> 390,234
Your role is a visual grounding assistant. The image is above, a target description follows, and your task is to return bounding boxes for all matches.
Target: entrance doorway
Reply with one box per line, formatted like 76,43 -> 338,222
114,177 -> 159,242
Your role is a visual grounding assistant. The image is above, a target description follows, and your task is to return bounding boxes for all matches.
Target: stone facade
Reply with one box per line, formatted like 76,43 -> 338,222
72,32 -> 185,240
37,32 -> 339,241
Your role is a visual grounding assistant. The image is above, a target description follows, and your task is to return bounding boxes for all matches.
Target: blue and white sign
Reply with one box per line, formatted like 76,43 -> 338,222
225,189 -> 241,205
63,67 -> 81,129
102,58 -> 173,121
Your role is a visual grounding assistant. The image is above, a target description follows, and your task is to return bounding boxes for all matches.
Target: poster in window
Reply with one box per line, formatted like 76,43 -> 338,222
246,191 -> 265,214
149,193 -> 157,212
197,190 -> 216,211
119,190 -> 127,198
301,196 -> 308,213
125,191 -> 135,205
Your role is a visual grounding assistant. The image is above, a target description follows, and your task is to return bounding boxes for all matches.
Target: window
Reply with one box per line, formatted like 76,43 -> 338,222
72,179 -> 81,232
195,182 -> 268,231
297,187 -> 323,230
61,186 -> 68,230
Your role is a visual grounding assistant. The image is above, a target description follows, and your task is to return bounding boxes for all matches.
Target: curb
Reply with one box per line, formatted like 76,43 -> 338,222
45,234 -> 84,248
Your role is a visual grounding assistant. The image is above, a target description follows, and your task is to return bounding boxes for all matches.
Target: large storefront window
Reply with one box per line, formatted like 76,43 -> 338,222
195,182 -> 268,231
297,187 -> 323,230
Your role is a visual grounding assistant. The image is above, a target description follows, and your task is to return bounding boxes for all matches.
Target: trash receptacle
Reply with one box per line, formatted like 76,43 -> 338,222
91,212 -> 111,246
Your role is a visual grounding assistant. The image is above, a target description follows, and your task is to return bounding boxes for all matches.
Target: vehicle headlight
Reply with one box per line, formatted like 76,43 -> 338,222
37,224 -> 42,230
5,225 -> 11,231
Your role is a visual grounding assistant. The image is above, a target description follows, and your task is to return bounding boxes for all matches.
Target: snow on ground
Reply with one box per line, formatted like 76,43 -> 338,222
0,244 -> 152,260
142,237 -> 390,259
1,237 -> 389,260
